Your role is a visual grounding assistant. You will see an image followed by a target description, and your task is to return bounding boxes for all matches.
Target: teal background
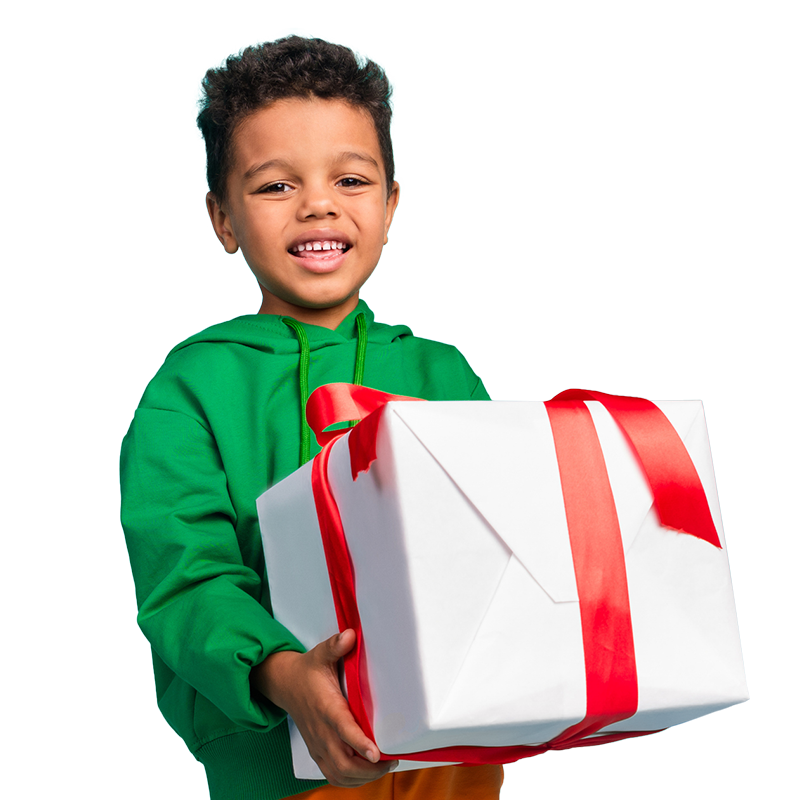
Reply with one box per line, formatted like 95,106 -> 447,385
2,28 -> 800,800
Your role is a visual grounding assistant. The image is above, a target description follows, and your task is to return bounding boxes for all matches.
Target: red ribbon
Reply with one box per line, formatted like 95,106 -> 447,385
306,384 -> 720,764
550,390 -> 720,548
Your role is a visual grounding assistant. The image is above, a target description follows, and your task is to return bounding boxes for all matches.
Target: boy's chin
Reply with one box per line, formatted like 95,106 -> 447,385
257,290 -> 362,327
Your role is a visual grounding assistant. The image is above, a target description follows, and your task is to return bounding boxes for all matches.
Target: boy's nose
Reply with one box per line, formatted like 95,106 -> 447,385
297,185 -> 341,219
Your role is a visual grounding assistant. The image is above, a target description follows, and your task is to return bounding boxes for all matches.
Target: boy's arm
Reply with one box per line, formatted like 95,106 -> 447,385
121,407 -> 303,731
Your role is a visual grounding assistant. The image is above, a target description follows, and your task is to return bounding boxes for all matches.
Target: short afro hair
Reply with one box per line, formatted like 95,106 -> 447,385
197,36 -> 395,204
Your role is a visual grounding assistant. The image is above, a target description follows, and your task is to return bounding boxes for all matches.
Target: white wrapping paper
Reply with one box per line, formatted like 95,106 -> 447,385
258,400 -> 748,779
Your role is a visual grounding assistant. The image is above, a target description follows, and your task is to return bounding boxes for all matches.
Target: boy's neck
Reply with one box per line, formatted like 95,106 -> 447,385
257,291 -> 359,330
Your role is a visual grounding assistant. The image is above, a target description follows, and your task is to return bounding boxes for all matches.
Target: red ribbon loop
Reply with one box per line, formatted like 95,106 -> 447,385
306,383 -> 425,479
306,383 -> 422,446
551,389 -> 721,548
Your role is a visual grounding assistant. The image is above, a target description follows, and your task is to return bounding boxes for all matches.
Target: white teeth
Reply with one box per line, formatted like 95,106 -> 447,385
291,239 -> 348,253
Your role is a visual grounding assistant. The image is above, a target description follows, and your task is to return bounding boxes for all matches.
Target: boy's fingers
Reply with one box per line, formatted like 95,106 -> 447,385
310,716 -> 393,787
320,743 -> 397,788
315,682 -> 380,763
303,629 -> 400,785
335,711 -> 380,763
324,629 -> 355,661
307,630 -> 357,679
306,712 -> 402,786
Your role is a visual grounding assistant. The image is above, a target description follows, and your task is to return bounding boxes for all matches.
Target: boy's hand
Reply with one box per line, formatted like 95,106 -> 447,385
252,629 -> 399,787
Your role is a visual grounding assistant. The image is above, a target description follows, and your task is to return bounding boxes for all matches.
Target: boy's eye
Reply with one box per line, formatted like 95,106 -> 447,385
338,177 -> 367,188
261,182 -> 292,194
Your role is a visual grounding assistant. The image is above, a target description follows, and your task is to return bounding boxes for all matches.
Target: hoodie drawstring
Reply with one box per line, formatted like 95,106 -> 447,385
282,317 -> 311,465
351,312 -> 368,426
283,312 -> 368,467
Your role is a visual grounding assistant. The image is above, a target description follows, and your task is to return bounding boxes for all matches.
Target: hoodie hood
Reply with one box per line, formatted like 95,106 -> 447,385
168,300 -> 412,358
165,300 -> 411,466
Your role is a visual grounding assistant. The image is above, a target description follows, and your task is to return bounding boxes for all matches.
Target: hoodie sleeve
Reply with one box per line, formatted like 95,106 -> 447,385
456,346 -> 490,400
120,406 -> 304,731
470,377 -> 491,401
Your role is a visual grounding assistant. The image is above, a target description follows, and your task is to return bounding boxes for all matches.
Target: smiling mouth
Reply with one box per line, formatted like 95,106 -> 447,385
290,240 -> 351,257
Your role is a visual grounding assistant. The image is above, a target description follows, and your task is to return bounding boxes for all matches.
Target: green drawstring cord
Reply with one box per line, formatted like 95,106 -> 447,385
282,317 -> 311,466
283,312 -> 368,467
350,312 -> 368,428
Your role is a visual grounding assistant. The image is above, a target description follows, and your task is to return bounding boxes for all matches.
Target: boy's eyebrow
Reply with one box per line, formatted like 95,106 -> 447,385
333,151 -> 381,171
243,151 -> 380,181
243,159 -> 291,181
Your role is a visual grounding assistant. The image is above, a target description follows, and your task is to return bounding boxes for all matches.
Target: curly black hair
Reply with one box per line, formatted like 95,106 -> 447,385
197,36 -> 394,204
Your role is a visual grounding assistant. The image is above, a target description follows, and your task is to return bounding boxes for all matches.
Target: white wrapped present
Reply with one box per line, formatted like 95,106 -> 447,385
257,386 -> 748,779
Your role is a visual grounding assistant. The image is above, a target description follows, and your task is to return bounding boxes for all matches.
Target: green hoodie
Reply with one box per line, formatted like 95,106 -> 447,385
120,301 -> 490,800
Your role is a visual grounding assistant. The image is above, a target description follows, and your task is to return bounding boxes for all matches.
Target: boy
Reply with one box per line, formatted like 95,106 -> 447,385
121,36 -> 501,800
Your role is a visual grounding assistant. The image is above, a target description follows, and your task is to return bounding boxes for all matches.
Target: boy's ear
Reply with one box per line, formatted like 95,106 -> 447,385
383,182 -> 400,244
206,192 -> 240,254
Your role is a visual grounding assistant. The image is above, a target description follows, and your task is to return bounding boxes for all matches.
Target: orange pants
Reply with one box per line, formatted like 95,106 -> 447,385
292,764 -> 503,799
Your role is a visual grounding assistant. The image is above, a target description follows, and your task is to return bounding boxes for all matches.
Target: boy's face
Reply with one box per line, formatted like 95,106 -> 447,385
207,97 -> 399,328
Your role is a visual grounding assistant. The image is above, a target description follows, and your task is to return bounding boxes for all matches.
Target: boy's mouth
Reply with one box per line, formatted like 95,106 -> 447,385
289,239 -> 351,258
288,237 -> 352,274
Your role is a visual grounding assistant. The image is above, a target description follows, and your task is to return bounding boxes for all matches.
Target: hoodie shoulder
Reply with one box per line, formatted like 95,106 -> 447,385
362,317 -> 413,345
132,316 -> 282,420
377,328 -> 489,401
167,315 -> 296,357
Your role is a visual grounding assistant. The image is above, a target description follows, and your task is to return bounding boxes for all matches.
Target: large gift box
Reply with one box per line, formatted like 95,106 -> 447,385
257,385 -> 748,779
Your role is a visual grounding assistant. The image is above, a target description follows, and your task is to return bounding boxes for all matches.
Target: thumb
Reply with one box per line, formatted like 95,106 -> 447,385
325,628 -> 356,662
